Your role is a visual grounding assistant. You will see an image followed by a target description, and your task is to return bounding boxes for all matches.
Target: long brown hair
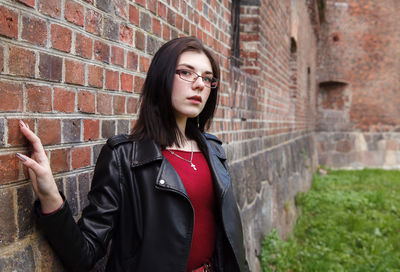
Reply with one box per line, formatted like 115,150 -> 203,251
131,36 -> 220,148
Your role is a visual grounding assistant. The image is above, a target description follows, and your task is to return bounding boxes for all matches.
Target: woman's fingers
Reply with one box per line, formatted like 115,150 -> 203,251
18,120 -> 48,163
16,152 -> 44,175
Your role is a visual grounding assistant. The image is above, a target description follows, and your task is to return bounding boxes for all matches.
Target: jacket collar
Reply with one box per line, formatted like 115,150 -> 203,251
131,140 -> 163,167
130,134 -> 230,199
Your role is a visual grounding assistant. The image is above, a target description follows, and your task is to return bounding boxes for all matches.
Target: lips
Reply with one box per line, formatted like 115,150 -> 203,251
188,95 -> 202,103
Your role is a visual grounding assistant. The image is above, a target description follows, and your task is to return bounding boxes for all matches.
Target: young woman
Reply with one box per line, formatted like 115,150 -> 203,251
17,37 -> 246,272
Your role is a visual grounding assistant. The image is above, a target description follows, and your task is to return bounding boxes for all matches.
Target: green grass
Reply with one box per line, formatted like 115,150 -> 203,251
261,169 -> 400,272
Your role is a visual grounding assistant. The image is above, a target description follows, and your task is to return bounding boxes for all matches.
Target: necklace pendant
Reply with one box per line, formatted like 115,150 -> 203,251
191,163 -> 197,171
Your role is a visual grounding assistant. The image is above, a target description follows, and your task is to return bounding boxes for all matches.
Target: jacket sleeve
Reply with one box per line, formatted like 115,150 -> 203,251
35,143 -> 121,271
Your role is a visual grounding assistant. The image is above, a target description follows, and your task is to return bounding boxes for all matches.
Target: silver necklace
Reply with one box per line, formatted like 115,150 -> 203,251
167,142 -> 197,171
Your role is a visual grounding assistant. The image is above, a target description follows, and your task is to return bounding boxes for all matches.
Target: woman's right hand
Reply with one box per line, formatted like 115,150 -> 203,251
16,120 -> 63,214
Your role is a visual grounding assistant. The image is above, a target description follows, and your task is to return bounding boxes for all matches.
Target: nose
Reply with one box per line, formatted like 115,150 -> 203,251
192,76 -> 205,90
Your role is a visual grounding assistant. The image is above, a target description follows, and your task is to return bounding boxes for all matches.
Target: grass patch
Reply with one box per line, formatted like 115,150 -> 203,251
261,169 -> 400,272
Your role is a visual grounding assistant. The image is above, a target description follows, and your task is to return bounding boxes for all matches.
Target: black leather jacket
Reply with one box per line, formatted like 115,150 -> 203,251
35,133 -> 246,272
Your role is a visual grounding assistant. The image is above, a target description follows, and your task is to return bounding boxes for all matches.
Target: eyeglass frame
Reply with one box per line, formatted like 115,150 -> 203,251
175,69 -> 219,89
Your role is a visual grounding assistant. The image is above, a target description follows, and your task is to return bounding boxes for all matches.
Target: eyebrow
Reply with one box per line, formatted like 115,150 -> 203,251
176,63 -> 213,75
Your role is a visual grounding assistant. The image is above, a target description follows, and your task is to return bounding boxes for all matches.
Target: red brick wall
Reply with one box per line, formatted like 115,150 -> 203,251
318,0 -> 400,132
316,0 -> 400,169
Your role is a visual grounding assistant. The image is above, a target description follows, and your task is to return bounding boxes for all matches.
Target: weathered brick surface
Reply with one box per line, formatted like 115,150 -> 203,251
54,87 -> 76,113
0,188 -> 16,244
0,81 -> 23,112
21,15 -> 47,46
38,119 -> 61,145
39,53 -> 62,82
26,84 -> 52,112
8,47 -> 35,78
316,0 -> 399,169
51,24 -> 72,52
0,6 -> 18,39
16,184 -> 34,239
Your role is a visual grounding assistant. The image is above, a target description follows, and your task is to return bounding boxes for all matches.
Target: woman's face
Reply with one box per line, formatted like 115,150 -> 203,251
171,50 -> 213,123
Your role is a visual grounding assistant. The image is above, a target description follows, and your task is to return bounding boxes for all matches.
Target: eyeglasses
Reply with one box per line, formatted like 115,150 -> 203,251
175,69 -> 218,88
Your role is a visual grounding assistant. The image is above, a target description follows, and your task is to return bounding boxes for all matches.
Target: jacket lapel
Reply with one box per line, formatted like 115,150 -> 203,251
201,133 -> 231,200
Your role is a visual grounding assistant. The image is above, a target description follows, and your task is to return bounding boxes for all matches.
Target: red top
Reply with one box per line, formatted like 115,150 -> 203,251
162,150 -> 216,271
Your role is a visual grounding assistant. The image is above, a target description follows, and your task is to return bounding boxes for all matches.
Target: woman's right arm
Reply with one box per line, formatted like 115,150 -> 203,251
17,120 -> 121,271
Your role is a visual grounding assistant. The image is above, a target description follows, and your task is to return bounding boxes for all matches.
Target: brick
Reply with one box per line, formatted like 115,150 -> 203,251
140,11 -> 152,32
0,46 -> 3,72
176,14 -> 183,30
146,35 -> 160,55
167,8 -> 176,25
0,188 -> 16,244
65,59 -> 85,85
120,73 -> 133,92
148,0 -> 157,14
88,65 -> 103,88
17,0 -> 35,7
64,0 -> 84,26
162,23 -> 170,40
71,146 -> 91,169
85,9 -> 102,35
97,93 -> 112,114
117,120 -> 130,134
8,46 -> 35,78
113,96 -> 125,115
139,56 -> 150,73
7,119 -> 34,146
157,2 -> 167,19
75,33 -> 93,59
0,81 -> 23,112
21,16 -> 47,46
78,172 -> 91,209
127,97 -> 138,114
0,154 -> 20,185
135,31 -> 145,50
38,119 -> 61,145
135,0 -> 146,8
0,118 -> 4,147
152,18 -> 161,37
51,24 -> 72,52
96,0 -> 111,12
78,90 -> 95,113
104,18 -> 119,41
63,119 -> 81,143
50,148 -> 70,173
54,87 -> 75,113
37,235 -> 65,271
84,119 -> 99,141
65,176 -> 78,216
119,24 -> 133,45
134,76 -> 145,93
38,0 -> 61,18
114,0 -> 128,19
129,4 -> 139,26
0,245 -> 35,270
16,184 -> 34,239
94,40 -> 110,63
0,6 -> 18,39
102,120 -> 115,138
39,53 -> 62,82
105,69 -> 119,91
26,84 -> 52,112
111,46 -> 124,67
126,51 -> 138,71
